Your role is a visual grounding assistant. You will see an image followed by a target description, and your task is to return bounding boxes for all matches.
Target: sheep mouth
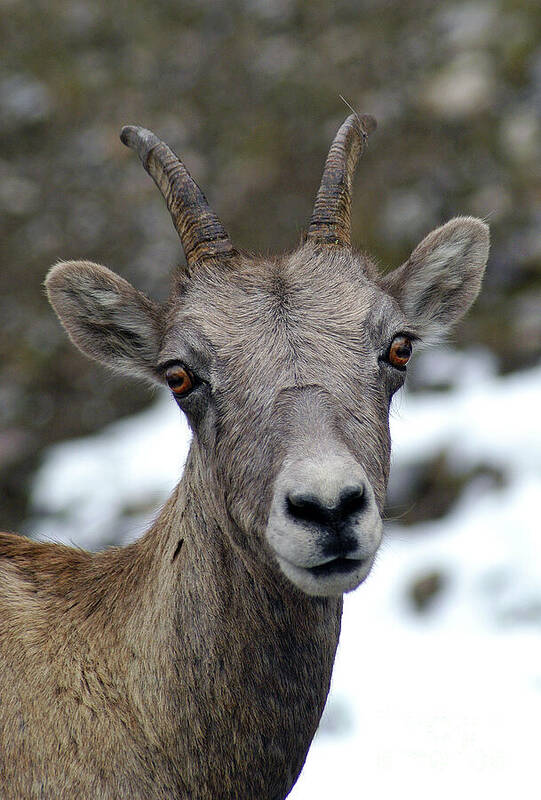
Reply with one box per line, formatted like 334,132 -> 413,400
307,557 -> 366,578
273,550 -> 376,596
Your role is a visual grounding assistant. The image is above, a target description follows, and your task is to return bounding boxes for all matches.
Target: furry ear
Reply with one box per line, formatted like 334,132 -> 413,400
381,217 -> 489,341
46,260 -> 162,383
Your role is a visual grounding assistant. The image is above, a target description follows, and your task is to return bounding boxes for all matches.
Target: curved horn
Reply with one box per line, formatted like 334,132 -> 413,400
307,113 -> 377,247
120,126 -> 233,267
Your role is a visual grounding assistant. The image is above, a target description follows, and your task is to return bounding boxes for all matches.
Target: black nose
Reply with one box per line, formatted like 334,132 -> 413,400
286,485 -> 366,529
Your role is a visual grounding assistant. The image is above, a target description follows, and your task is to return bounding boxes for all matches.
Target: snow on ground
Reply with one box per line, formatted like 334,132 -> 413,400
29,395 -> 190,548
27,348 -> 541,799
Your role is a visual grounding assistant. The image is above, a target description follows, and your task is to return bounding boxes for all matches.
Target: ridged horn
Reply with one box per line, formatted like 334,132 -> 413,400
307,113 -> 377,247
120,125 -> 233,267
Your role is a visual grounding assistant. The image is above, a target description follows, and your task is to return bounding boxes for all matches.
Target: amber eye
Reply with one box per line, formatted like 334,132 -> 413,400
165,365 -> 194,397
388,335 -> 413,369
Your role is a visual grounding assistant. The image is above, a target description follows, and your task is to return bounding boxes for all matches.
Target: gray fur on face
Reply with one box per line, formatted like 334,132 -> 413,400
46,226 -> 488,597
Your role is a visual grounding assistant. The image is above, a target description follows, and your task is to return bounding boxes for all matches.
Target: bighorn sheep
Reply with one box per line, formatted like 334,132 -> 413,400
0,113 -> 489,799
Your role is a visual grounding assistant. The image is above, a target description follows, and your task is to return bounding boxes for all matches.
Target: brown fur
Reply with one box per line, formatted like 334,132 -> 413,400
1,471 -> 341,799
0,117 -> 489,798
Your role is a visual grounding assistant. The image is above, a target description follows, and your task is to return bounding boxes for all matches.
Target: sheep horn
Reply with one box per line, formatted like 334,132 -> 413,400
307,113 -> 377,247
120,125 -> 234,268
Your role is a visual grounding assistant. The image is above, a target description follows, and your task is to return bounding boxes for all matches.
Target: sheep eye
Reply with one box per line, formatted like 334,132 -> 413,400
165,365 -> 194,397
387,335 -> 412,369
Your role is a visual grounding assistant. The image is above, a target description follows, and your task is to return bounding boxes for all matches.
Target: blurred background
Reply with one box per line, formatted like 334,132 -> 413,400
1,1 -> 541,797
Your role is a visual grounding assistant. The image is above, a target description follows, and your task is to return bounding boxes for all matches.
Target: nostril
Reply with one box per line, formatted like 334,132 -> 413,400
338,485 -> 365,519
286,484 -> 367,527
286,493 -> 330,526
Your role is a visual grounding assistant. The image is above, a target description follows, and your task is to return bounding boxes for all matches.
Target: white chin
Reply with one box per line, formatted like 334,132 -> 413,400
276,554 -> 375,597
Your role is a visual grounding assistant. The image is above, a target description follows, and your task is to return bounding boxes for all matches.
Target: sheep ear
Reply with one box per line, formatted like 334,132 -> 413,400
382,217 -> 489,341
46,260 -> 162,383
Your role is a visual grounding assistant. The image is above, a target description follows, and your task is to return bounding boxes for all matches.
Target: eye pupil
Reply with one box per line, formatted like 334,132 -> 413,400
165,366 -> 194,397
388,336 -> 412,368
